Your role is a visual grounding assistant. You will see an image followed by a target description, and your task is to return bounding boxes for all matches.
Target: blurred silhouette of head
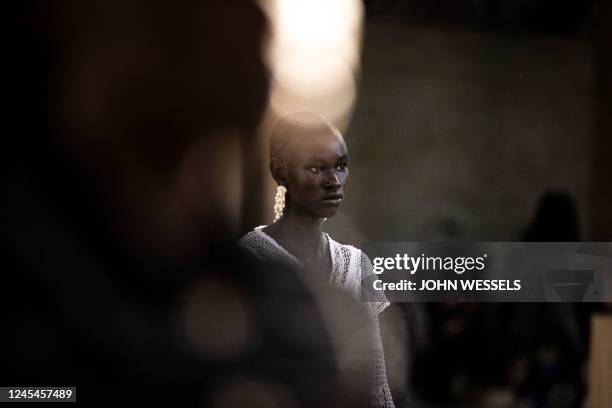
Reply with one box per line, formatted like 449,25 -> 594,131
269,112 -> 349,220
17,0 -> 271,261
525,190 -> 580,241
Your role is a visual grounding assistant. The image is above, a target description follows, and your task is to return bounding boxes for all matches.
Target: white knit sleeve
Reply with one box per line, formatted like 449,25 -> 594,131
371,311 -> 395,407
348,247 -> 394,407
359,251 -> 391,314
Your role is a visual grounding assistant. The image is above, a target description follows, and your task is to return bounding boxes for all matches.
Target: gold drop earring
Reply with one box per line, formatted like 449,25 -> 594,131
273,185 -> 287,222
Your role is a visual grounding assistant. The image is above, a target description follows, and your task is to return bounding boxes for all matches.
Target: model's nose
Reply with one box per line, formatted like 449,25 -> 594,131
324,170 -> 341,188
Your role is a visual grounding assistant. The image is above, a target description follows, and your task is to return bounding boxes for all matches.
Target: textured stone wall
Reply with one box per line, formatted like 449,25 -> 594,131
326,22 -> 593,244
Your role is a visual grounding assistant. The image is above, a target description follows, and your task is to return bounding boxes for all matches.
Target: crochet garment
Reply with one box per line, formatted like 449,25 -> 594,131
238,227 -> 395,408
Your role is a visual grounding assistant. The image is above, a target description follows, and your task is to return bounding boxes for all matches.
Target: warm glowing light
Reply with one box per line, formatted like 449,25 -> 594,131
271,52 -> 356,128
273,0 -> 362,65
262,0 -> 363,129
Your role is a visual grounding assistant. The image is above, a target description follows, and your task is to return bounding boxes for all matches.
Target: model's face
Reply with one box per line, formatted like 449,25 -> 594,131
284,128 -> 349,218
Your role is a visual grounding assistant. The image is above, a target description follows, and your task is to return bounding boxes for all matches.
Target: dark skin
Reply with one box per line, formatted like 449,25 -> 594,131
263,123 -> 399,402
263,124 -> 349,278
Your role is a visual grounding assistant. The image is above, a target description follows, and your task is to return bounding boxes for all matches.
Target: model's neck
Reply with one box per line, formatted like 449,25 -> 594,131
274,208 -> 325,254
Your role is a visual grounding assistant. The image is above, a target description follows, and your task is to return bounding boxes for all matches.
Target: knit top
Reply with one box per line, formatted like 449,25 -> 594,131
238,226 -> 395,407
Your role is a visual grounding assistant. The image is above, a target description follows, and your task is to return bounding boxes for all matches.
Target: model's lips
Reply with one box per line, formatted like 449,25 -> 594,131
322,193 -> 343,205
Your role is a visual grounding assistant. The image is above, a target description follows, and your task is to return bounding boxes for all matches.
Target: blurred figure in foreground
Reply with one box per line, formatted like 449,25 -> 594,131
3,2 -> 367,406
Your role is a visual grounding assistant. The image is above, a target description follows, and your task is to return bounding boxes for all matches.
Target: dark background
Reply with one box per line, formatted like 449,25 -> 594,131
4,1 -> 612,407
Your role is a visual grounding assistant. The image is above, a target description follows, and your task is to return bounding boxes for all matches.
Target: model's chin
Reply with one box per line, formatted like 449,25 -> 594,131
318,203 -> 341,218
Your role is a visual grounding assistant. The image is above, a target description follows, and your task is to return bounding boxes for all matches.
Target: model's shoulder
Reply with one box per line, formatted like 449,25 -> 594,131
327,235 -> 353,252
328,236 -> 389,313
236,231 -> 260,258
237,225 -> 270,245
238,228 -> 296,265
328,237 -> 370,263
237,229 -> 272,257
237,230 -> 259,245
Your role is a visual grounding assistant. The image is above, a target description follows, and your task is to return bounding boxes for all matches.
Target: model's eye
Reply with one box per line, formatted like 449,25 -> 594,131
335,162 -> 348,172
309,166 -> 322,174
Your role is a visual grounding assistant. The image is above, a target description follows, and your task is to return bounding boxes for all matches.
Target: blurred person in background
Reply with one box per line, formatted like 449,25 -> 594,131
510,190 -> 598,407
3,1 -> 369,406
238,112 -> 396,407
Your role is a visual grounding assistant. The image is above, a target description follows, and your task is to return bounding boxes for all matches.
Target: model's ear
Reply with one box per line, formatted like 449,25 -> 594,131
270,157 -> 288,186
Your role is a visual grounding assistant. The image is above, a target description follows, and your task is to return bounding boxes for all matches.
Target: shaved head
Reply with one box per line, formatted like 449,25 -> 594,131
269,112 -> 343,161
